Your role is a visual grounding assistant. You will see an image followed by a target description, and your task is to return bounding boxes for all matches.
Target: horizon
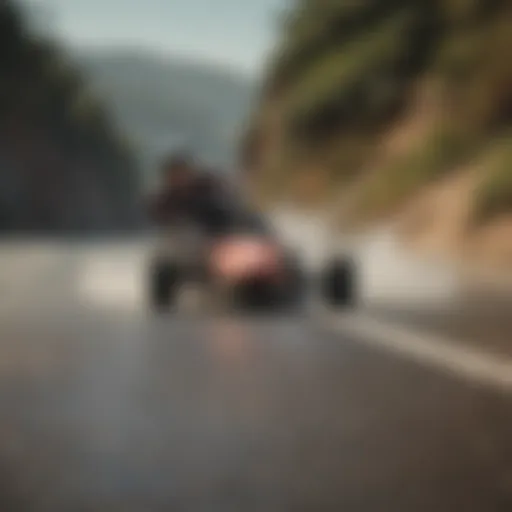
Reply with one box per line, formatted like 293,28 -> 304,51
70,42 -> 260,81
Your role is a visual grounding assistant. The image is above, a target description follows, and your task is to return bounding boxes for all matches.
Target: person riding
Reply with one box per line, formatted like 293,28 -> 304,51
148,150 -> 198,226
148,151 -> 232,234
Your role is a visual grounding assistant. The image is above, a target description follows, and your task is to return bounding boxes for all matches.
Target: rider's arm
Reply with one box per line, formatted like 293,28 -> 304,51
147,191 -> 174,225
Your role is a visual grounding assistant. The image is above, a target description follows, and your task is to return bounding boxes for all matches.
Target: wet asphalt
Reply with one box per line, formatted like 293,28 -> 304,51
1,244 -> 512,511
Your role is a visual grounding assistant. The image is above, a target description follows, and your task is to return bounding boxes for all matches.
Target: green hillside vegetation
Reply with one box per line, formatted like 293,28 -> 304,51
246,0 -> 512,222
0,0 -> 140,231
475,133 -> 512,222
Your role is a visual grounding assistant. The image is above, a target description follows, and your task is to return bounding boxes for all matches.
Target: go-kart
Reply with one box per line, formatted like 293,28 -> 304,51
148,210 -> 306,314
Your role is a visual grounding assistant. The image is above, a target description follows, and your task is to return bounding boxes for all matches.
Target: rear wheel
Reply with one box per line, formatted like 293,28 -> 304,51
149,259 -> 181,312
321,256 -> 358,308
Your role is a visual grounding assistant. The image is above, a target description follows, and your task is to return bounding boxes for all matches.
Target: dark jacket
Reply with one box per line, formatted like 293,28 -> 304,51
148,174 -> 232,233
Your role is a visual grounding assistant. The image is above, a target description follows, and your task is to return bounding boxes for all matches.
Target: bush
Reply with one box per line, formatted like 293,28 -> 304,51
284,8 -> 414,131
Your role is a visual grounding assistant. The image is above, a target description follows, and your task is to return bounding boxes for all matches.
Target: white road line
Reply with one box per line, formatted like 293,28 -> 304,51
327,312 -> 512,392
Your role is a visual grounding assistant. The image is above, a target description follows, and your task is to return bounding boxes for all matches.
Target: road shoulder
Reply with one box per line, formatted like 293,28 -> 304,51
326,311 -> 512,393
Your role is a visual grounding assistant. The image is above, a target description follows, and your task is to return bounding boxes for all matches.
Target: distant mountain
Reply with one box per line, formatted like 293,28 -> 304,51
75,48 -> 257,183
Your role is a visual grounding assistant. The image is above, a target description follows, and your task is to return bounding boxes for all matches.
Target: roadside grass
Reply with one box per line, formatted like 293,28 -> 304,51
474,135 -> 512,223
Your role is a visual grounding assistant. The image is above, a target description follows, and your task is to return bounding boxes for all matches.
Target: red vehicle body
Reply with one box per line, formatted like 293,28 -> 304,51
209,234 -> 285,283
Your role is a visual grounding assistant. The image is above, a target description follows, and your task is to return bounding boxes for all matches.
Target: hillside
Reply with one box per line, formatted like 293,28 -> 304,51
76,48 -> 257,183
244,0 -> 512,267
0,1 -> 141,233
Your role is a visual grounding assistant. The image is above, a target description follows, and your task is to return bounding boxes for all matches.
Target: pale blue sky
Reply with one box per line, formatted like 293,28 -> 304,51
29,0 -> 287,75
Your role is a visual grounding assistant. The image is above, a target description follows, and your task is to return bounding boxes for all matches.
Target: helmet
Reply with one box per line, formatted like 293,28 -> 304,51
160,149 -> 196,175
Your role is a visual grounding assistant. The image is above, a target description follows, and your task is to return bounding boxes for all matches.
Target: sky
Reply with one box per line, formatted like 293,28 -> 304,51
27,0 -> 287,75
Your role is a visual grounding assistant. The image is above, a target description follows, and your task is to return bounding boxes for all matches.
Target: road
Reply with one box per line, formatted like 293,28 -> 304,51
369,282 -> 512,358
1,239 -> 512,511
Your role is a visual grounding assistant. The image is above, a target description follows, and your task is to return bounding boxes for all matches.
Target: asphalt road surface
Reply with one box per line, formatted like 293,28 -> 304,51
1,240 -> 512,512
369,282 -> 512,358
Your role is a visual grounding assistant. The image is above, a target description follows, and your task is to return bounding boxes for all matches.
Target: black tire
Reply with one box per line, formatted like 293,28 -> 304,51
149,259 -> 180,312
242,267 -> 306,315
228,278 -> 281,315
321,256 -> 357,308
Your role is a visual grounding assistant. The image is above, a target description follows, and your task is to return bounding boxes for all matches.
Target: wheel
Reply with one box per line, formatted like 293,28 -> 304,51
321,256 -> 357,308
149,259 -> 181,312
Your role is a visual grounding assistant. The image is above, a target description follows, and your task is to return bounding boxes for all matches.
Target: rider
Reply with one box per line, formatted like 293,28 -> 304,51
148,151 -> 232,233
148,150 -> 198,226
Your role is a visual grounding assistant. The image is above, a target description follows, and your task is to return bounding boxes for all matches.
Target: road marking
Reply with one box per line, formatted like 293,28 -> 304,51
327,312 -> 512,392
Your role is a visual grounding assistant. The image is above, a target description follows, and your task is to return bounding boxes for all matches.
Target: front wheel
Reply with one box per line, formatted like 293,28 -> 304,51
149,260 -> 181,312
321,256 -> 358,308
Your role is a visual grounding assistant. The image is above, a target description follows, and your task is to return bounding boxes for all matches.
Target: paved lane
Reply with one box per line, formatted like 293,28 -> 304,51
1,243 -> 512,511
369,281 -> 512,358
